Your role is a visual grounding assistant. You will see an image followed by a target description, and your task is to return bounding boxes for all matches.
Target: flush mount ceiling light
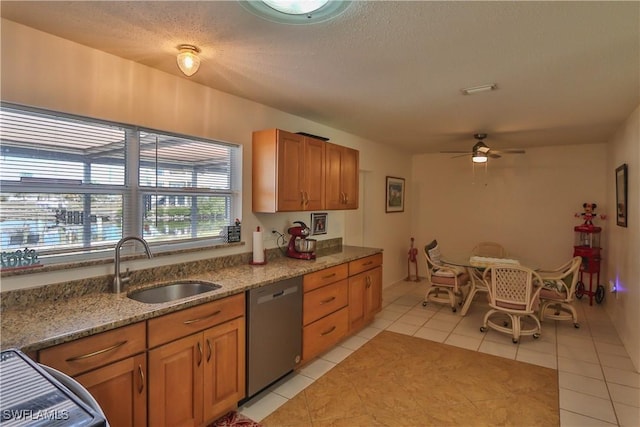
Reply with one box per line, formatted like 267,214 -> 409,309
176,44 -> 201,77
461,83 -> 497,95
239,0 -> 351,24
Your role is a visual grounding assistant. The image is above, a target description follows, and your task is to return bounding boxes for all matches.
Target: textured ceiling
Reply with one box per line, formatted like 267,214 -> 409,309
1,1 -> 638,154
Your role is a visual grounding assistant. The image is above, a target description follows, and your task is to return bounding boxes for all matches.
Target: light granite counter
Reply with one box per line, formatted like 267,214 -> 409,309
0,245 -> 382,353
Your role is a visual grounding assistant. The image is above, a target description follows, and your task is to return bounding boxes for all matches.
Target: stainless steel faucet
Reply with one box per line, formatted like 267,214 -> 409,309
113,236 -> 153,293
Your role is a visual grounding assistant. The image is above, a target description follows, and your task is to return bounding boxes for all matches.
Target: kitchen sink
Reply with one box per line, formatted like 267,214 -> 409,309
128,281 -> 221,304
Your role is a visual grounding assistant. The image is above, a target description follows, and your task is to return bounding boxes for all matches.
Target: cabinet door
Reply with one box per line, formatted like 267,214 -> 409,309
365,266 -> 383,319
149,334 -> 203,427
325,144 -> 358,210
303,137 -> 326,210
340,146 -> 359,209
348,266 -> 383,331
324,143 -> 344,210
75,354 -> 147,427
348,271 -> 367,332
277,131 -> 306,211
202,318 -> 246,424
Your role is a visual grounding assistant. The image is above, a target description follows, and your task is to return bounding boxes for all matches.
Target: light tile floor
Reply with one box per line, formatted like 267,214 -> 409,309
239,280 -> 639,426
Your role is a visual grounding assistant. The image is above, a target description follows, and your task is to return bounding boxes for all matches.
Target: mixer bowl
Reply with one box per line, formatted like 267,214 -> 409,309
295,238 -> 317,253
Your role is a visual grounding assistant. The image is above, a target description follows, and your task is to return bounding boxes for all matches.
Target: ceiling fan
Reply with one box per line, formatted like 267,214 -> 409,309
441,133 -> 525,163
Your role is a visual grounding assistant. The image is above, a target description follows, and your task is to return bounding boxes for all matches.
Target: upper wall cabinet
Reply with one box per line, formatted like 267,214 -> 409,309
325,142 -> 359,210
253,129 -> 325,212
252,129 -> 359,213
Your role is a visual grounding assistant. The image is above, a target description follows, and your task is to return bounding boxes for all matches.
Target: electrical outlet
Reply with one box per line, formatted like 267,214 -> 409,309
608,280 -> 616,293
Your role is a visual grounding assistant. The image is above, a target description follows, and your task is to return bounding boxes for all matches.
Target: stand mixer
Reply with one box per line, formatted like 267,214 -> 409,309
286,221 -> 317,260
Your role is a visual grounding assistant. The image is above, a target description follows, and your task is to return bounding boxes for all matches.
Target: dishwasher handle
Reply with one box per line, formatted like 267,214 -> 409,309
256,285 -> 299,305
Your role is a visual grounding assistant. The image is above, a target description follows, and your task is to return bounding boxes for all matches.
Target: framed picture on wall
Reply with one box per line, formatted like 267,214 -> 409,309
385,176 -> 405,213
616,163 -> 628,227
311,212 -> 327,235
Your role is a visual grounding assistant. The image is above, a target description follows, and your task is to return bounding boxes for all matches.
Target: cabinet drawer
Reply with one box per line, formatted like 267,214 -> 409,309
348,253 -> 383,276
303,264 -> 348,292
148,293 -> 245,348
303,279 -> 348,326
302,307 -> 348,361
39,322 -> 146,376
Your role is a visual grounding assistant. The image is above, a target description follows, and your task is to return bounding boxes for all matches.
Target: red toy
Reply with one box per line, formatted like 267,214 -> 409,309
406,237 -> 420,282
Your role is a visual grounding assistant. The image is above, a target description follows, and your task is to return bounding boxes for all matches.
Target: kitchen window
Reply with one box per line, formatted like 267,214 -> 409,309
0,103 -> 241,265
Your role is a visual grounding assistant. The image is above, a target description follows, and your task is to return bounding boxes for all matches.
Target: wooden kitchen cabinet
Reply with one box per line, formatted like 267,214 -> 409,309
148,294 -> 245,427
252,128 -> 325,212
75,353 -> 147,427
38,322 -> 147,427
348,254 -> 383,332
325,142 -> 359,210
302,265 -> 349,362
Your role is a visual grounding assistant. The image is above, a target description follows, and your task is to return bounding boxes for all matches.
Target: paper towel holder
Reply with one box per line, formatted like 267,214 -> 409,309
250,226 -> 268,265
249,249 -> 268,265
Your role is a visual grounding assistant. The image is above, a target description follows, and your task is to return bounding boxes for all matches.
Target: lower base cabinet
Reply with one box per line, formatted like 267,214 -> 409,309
75,354 -> 147,427
301,253 -> 383,362
149,317 -> 245,427
348,266 -> 383,331
38,322 -> 147,427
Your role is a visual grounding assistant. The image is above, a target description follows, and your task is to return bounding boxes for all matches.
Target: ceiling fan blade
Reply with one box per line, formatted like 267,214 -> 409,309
451,153 -> 471,159
488,153 -> 502,159
440,150 -> 469,154
491,149 -> 526,154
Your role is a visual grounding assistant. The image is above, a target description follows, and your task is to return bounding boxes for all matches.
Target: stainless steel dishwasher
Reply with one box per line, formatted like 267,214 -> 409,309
246,276 -> 302,398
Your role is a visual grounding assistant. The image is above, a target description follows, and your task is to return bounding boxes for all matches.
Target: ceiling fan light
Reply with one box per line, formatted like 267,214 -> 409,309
176,45 -> 201,77
472,152 -> 488,163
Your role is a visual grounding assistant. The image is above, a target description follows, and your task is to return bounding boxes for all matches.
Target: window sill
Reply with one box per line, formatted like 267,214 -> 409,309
0,241 -> 245,278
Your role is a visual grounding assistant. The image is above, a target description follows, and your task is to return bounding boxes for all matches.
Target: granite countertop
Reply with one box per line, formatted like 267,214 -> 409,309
0,246 -> 382,353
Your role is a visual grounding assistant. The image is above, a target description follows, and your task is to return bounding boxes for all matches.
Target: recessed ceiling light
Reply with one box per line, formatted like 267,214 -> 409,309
461,83 -> 498,95
239,0 -> 352,24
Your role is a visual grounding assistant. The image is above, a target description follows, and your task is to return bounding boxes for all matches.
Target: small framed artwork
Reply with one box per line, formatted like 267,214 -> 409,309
616,163 -> 628,227
311,212 -> 328,235
386,176 -> 405,213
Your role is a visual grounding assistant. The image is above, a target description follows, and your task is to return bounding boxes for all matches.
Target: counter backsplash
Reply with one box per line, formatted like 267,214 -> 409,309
0,238 -> 343,311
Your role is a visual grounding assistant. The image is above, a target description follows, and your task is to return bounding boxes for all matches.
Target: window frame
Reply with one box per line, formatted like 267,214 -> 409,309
0,102 -> 242,267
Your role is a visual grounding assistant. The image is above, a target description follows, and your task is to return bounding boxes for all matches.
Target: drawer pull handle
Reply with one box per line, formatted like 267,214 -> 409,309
138,365 -> 145,394
183,310 -> 221,325
206,339 -> 212,363
321,326 -> 336,336
197,342 -> 203,366
65,341 -> 127,362
322,273 -> 336,279
363,261 -> 373,266
320,296 -> 336,304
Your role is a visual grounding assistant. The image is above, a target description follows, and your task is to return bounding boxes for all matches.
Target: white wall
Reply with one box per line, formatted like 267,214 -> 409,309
411,144 -> 608,268
0,19 -> 412,290
605,105 -> 639,372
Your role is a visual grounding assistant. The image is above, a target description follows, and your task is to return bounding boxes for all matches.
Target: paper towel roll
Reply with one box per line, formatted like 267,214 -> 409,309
252,228 -> 264,263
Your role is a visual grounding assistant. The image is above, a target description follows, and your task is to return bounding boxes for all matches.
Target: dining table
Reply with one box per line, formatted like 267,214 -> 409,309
441,254 -> 537,316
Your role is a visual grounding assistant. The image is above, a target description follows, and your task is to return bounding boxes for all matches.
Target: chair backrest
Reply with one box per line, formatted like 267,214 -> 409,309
483,264 -> 543,312
472,242 -> 506,258
545,256 -> 582,298
423,239 -> 446,281
424,239 -> 442,269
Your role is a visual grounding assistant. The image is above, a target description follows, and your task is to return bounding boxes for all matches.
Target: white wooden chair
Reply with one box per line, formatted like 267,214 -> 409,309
538,256 -> 582,328
471,241 -> 507,258
422,240 -> 469,312
480,264 -> 543,343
